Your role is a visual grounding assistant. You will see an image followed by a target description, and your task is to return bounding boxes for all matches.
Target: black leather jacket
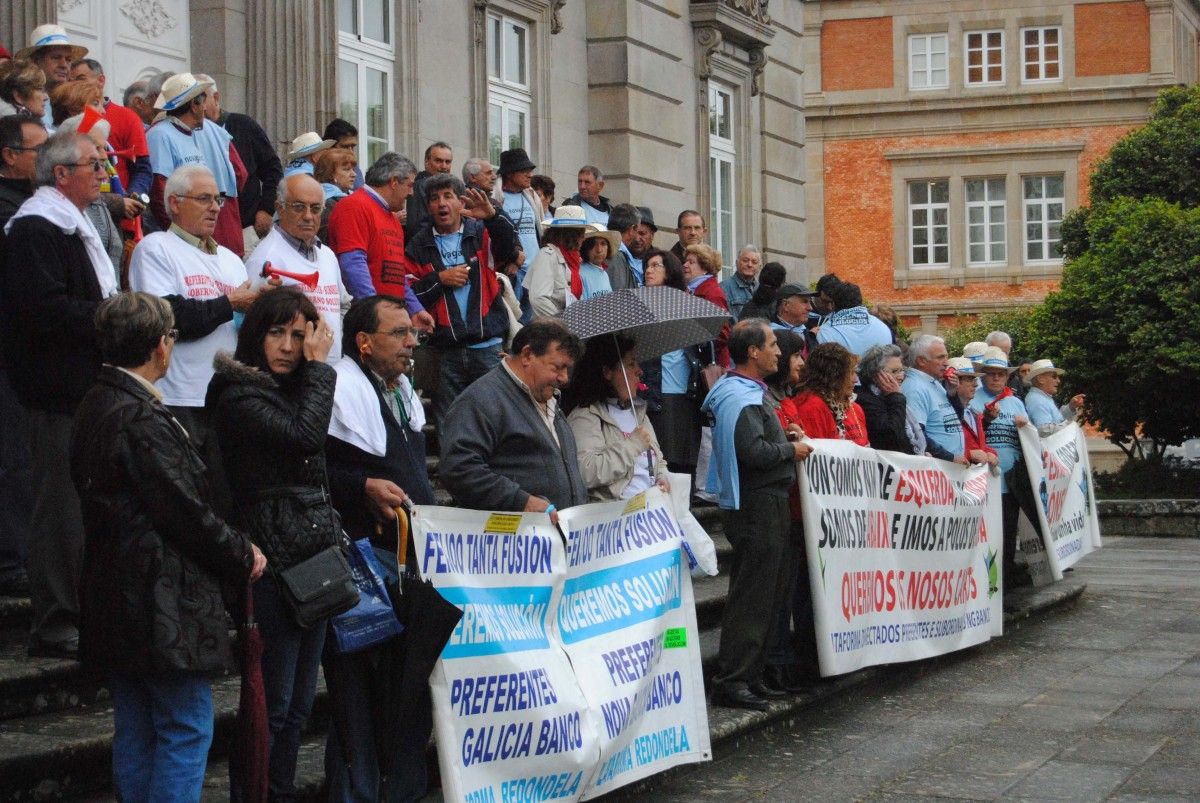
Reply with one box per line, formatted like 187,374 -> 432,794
207,352 -> 340,570
71,367 -> 255,674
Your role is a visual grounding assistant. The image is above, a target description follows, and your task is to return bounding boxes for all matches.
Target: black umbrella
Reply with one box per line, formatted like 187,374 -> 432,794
376,506 -> 463,787
557,286 -> 731,361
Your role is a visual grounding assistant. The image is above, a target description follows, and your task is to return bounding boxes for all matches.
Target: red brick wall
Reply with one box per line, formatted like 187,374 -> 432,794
821,125 -> 1138,308
822,17 -> 894,91
1076,2 -> 1151,76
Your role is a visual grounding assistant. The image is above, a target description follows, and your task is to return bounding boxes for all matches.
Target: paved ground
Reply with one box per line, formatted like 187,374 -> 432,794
644,536 -> 1200,802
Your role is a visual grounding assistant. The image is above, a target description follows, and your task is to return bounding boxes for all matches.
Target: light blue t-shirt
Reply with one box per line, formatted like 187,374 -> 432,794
580,201 -> 609,227
284,159 -> 315,177
661,350 -> 691,395
816,306 -> 893,357
580,263 -> 612,299
502,191 -> 539,297
436,228 -> 499,351
147,119 -> 238,197
901,369 -> 965,459
1024,387 -> 1064,428
970,387 -> 1029,492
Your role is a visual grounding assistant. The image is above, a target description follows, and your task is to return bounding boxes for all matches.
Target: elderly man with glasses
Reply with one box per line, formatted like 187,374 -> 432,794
129,163 -> 263,515
246,173 -> 348,360
2,131 -> 118,657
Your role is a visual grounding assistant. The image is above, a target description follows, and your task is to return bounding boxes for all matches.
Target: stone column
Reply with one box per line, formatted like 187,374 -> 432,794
1,0 -> 56,58
244,0 -> 338,153
190,0 -> 248,114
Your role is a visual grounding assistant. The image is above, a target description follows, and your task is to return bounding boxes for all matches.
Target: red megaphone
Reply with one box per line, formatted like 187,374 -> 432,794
261,261 -> 319,290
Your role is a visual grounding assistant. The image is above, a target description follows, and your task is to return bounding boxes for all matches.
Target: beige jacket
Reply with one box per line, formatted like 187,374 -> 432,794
567,401 -> 670,502
523,244 -> 575,319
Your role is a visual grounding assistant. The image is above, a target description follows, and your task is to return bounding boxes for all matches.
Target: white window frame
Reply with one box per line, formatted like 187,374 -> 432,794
964,29 -> 1005,87
487,12 -> 533,165
908,33 -> 949,90
908,179 -> 951,268
1022,174 -> 1065,264
965,177 -> 1007,266
337,0 -> 394,163
708,82 -> 737,272
1020,26 -> 1062,84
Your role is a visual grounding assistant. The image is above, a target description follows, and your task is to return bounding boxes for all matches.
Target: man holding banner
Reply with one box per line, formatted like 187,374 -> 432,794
702,320 -> 812,711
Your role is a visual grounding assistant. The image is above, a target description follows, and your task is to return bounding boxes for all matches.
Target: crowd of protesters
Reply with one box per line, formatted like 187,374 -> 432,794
0,24 -> 1089,801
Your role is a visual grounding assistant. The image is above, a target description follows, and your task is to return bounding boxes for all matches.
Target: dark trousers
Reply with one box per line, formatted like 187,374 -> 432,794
166,405 -> 232,519
714,492 -> 790,688
433,344 -> 502,427
767,521 -> 820,678
323,546 -> 429,803
27,409 -> 84,644
0,370 -> 31,579
1002,461 -> 1042,588
250,575 -> 326,802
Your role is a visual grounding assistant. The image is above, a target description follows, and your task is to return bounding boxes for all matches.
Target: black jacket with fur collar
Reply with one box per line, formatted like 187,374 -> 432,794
206,352 -> 340,570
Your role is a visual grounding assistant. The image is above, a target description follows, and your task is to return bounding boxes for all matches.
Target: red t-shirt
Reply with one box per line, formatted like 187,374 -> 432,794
103,100 -> 149,190
327,187 -> 413,297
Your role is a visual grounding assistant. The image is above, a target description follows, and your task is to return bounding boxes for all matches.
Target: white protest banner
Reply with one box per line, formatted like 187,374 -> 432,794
414,507 -> 595,803
412,494 -> 710,803
556,489 -> 711,798
1017,423 -> 1102,578
797,441 -> 1004,677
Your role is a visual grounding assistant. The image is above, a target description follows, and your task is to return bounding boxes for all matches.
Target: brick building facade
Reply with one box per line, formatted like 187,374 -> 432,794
803,0 -> 1200,332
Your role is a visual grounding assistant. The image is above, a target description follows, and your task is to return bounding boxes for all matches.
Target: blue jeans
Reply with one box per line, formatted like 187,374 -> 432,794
433,343 -> 503,426
324,546 -> 429,803
253,574 -> 327,802
109,671 -> 214,803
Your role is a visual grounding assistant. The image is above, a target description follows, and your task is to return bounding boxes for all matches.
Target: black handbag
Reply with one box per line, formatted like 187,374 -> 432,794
277,542 -> 360,628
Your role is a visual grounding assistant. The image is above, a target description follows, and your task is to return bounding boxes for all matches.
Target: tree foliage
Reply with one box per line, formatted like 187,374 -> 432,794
941,307 -> 1037,360
1026,197 -> 1200,459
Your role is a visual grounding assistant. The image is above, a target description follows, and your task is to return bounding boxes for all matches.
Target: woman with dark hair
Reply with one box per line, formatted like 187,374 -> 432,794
205,286 -> 339,801
782,343 -> 868,445
739,261 -> 787,322
857,343 -> 918,454
642,247 -> 701,475
566,335 -> 670,501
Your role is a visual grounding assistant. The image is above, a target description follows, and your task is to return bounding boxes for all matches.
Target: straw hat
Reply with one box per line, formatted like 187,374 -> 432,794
1026,359 -> 1065,382
947,357 -> 978,377
16,24 -> 88,62
154,72 -> 214,111
287,131 -> 335,161
581,223 -> 621,257
977,346 -> 1015,373
538,205 -> 591,235
962,341 -> 988,363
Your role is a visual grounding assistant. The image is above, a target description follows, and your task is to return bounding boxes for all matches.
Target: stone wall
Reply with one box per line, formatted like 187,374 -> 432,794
1098,500 -> 1200,538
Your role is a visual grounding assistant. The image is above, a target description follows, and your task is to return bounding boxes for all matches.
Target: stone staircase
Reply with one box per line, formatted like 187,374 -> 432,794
0,428 -> 1088,801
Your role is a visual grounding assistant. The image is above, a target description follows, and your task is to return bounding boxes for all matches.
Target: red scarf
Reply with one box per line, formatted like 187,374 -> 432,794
558,244 -> 583,299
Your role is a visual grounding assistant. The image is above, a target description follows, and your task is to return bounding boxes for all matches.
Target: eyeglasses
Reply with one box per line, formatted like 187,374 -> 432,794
373,327 -> 417,341
63,159 -> 106,172
282,201 -> 324,216
164,329 -> 179,341
176,193 -> 226,208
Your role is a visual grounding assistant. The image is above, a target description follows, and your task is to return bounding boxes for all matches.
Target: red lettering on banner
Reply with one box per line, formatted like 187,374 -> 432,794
893,469 -> 955,508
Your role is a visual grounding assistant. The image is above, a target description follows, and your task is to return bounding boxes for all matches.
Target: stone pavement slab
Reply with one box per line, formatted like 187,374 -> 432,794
634,537 -> 1200,802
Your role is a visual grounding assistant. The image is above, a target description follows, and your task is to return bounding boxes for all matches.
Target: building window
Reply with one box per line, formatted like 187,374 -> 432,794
965,30 -> 1004,86
708,83 -> 736,270
1023,174 -> 1064,262
1021,27 -> 1061,83
487,13 -> 532,165
338,0 -> 393,164
966,178 -> 1006,265
909,34 -> 949,90
908,180 -> 950,267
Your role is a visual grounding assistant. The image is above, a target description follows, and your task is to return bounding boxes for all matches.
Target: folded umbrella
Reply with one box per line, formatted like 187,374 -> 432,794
557,285 -> 730,361
229,582 -> 269,803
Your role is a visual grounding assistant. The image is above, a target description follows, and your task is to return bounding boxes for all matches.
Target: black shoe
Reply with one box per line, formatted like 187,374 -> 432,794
750,681 -> 789,700
28,633 -> 79,660
762,664 -> 807,694
711,684 -> 770,712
